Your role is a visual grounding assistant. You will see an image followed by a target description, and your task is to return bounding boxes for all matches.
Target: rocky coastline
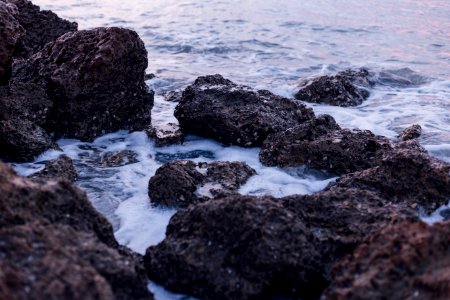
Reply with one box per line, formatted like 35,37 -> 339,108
1,1 -> 449,299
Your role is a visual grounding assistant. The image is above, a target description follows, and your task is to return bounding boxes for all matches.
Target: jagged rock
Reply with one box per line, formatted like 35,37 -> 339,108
0,222 -> 153,300
97,150 -> 139,168
323,221 -> 450,300
6,0 -> 77,58
260,115 -> 392,175
146,123 -> 184,147
163,90 -> 182,102
0,118 -> 57,162
175,74 -> 315,147
295,68 -> 373,106
328,142 -> 450,213
148,160 -> 256,208
0,1 -> 24,84
29,155 -> 77,182
145,189 -> 418,300
11,27 -> 154,141
398,124 -> 422,141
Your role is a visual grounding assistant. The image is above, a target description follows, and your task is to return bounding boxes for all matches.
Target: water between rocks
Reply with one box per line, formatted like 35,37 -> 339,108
14,0 -> 450,299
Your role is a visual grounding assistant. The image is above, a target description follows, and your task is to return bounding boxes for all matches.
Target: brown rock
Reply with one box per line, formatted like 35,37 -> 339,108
146,123 -> 184,147
29,155 -> 77,182
398,123 -> 422,141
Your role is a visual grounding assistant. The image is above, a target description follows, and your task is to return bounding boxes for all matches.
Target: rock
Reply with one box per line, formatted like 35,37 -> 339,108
0,1 -> 24,84
0,161 -> 117,247
398,124 -> 422,141
11,27 -> 154,141
376,67 -> 429,88
145,189 -> 418,300
329,142 -> 450,213
146,123 -> 184,147
175,74 -> 315,147
7,0 -> 78,58
148,160 -> 256,208
0,222 -> 153,300
144,73 -> 155,80
163,90 -> 183,102
295,68 -> 373,107
97,150 -> 139,168
260,115 -> 392,175
323,221 -> 450,300
0,118 -> 57,162
29,155 -> 77,182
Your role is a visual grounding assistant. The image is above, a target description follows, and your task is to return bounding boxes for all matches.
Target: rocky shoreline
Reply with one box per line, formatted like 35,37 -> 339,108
1,1 -> 449,299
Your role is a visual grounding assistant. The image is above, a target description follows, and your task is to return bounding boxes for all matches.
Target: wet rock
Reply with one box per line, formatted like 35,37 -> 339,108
398,123 -> 422,141
29,155 -> 77,182
163,90 -> 183,102
295,68 -> 373,107
175,74 -> 315,147
0,118 -> 57,162
0,161 -> 117,247
145,189 -> 417,300
146,123 -> 184,147
148,160 -> 256,208
260,115 -> 392,175
97,150 -> 139,168
377,67 -> 429,88
0,1 -> 24,84
0,222 -> 153,300
12,27 -> 154,141
144,73 -> 155,80
7,0 -> 78,58
329,143 -> 450,213
323,221 -> 450,300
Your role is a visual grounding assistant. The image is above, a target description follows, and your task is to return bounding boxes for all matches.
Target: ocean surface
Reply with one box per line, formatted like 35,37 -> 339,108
15,1 -> 450,299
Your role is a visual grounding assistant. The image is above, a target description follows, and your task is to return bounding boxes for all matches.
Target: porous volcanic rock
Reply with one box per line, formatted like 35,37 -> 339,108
29,155 -> 77,182
11,27 -> 154,141
145,189 -> 418,300
146,123 -> 184,147
259,114 -> 392,174
7,0 -> 78,58
323,221 -> 450,300
0,1 -> 24,84
175,74 -> 315,147
398,123 -> 422,141
328,141 -> 450,213
148,160 -> 256,208
0,222 -> 153,300
295,68 -> 373,106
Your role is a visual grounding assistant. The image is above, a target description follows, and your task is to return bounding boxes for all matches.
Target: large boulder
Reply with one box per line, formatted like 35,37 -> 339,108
29,155 -> 77,182
259,114 -> 392,175
145,189 -> 418,300
328,141 -> 450,213
6,0 -> 78,58
0,1 -> 24,84
0,222 -> 152,300
11,27 -> 154,141
323,221 -> 450,300
175,74 -> 315,147
148,160 -> 256,208
295,68 -> 373,107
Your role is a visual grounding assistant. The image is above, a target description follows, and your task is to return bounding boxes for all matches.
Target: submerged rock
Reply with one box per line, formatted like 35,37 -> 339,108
0,118 -> 57,162
175,74 -> 315,147
145,189 -> 417,300
260,115 -> 392,175
29,155 -> 77,182
329,142 -> 450,213
0,222 -> 153,300
295,68 -> 373,107
398,123 -> 422,141
12,27 -> 154,141
148,160 -> 256,208
323,221 -> 450,300
0,1 -> 24,84
146,123 -> 184,147
376,67 -> 429,88
7,0 -> 78,58
96,150 -> 139,168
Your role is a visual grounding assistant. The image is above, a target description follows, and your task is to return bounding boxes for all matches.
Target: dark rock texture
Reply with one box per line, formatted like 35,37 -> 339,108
0,1 -> 24,84
376,67 -> 429,88
323,221 -> 450,300
145,189 -> 418,300
97,150 -> 139,168
329,142 -> 450,213
260,115 -> 392,174
0,222 -> 152,300
175,74 -> 315,147
148,160 -> 256,208
146,123 -> 184,147
0,118 -> 57,162
7,0 -> 78,58
295,68 -> 373,106
12,27 -> 154,141
398,123 -> 422,141
29,155 -> 77,182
